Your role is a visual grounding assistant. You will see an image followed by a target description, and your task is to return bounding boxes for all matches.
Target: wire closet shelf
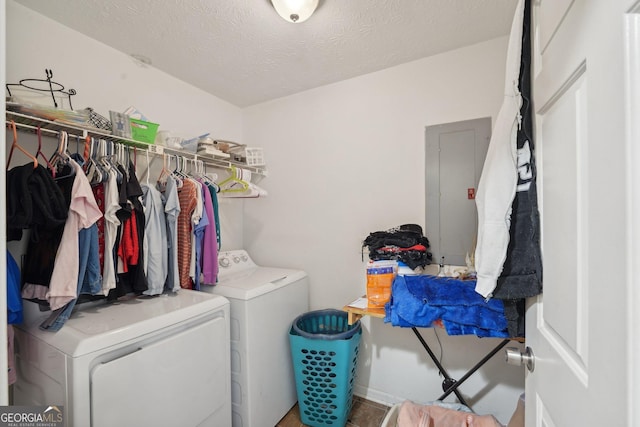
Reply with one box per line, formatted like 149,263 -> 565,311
4,110 -> 268,176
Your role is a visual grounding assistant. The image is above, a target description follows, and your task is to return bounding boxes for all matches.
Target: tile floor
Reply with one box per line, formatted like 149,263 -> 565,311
276,396 -> 391,427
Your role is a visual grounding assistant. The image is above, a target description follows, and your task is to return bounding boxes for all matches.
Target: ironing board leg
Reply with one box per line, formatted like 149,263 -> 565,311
437,339 -> 511,401
411,327 -> 469,407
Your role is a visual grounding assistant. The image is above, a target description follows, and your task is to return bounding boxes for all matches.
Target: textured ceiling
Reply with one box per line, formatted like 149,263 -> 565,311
15,0 -> 517,107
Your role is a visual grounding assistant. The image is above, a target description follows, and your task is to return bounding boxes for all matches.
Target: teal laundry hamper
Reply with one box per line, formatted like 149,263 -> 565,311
289,309 -> 362,427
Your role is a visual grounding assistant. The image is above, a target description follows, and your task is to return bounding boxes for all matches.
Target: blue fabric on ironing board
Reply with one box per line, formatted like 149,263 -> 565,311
384,275 -> 509,338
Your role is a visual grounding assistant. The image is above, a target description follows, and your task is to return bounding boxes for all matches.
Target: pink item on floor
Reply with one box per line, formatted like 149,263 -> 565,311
397,400 -> 503,427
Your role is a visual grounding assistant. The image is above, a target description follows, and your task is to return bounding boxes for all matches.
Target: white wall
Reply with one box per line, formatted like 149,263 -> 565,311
242,37 -> 525,423
5,0 -> 246,250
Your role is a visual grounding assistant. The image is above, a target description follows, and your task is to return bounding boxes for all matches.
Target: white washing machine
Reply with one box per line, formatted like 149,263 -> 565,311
202,250 -> 309,427
13,290 -> 231,427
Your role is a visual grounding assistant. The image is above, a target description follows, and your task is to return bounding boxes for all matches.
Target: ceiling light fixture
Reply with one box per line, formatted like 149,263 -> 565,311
271,0 -> 319,23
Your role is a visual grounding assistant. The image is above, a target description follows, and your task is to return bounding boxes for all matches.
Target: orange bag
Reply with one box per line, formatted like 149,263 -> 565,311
366,261 -> 396,308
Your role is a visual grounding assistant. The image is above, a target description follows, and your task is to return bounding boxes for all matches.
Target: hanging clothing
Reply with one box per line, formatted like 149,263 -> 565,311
492,0 -> 542,338
130,162 -> 149,294
162,176 -> 181,293
92,182 -> 106,274
77,224 -> 103,296
113,162 -> 147,296
177,178 -> 198,289
208,183 -> 221,250
117,212 -> 139,273
142,183 -> 168,295
127,160 -> 149,294
192,193 -> 209,291
199,179 -> 219,285
22,164 -> 75,303
101,168 -> 121,295
6,163 -> 68,242
46,159 -> 102,311
474,0 -> 526,299
189,179 -> 204,288
40,223 -> 102,332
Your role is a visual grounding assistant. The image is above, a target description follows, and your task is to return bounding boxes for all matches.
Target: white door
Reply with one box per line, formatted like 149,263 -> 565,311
528,1 -> 639,426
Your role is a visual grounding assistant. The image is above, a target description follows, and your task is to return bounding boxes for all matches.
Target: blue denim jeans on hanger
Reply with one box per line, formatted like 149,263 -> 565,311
41,223 -> 102,331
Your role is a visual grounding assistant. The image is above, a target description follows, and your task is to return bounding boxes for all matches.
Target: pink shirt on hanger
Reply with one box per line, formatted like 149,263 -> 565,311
48,159 -> 103,310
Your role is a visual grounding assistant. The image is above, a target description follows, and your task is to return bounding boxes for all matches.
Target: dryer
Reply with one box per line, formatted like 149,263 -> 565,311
13,290 -> 231,427
202,250 -> 309,427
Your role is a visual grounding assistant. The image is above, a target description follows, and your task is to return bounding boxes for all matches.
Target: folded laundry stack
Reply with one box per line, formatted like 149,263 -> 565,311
197,137 -> 230,158
362,224 -> 433,270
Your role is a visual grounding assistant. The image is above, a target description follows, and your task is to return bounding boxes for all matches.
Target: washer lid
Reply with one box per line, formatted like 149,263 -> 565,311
17,291 -> 229,357
207,267 -> 307,300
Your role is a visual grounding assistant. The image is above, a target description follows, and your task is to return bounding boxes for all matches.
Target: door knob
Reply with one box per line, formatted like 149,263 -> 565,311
505,346 -> 535,372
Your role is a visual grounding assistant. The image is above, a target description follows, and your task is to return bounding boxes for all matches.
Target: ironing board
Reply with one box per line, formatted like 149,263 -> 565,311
343,298 -> 523,408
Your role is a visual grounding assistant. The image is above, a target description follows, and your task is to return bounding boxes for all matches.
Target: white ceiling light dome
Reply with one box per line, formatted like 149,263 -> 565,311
271,0 -> 319,23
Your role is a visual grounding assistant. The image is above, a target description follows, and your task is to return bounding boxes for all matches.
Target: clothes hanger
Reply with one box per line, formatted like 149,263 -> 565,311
203,163 -> 219,191
48,130 -> 67,167
68,135 -> 86,168
157,153 -> 183,190
51,130 -> 71,163
100,140 -> 123,184
118,143 -> 129,182
179,156 -> 191,178
51,131 -> 76,180
131,146 -> 140,182
171,155 -> 188,184
35,126 -> 56,177
219,183 -> 266,198
220,166 -> 267,199
218,165 -> 251,194
85,138 -> 103,183
145,150 -> 150,186
132,146 -> 137,170
118,143 -> 130,182
189,158 -> 198,178
87,138 -> 109,184
157,153 -> 170,190
177,155 -> 189,178
195,160 -> 218,188
6,120 -> 38,169
173,155 -> 185,187
96,140 -> 109,183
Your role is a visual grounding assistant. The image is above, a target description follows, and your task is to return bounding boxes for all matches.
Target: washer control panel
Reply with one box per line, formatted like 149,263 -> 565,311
217,250 -> 257,276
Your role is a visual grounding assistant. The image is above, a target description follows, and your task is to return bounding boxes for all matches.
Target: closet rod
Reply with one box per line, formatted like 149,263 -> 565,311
8,120 -> 80,139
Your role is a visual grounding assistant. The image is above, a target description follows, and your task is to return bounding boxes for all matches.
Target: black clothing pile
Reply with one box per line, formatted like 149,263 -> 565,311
7,163 -> 68,242
362,224 -> 433,270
